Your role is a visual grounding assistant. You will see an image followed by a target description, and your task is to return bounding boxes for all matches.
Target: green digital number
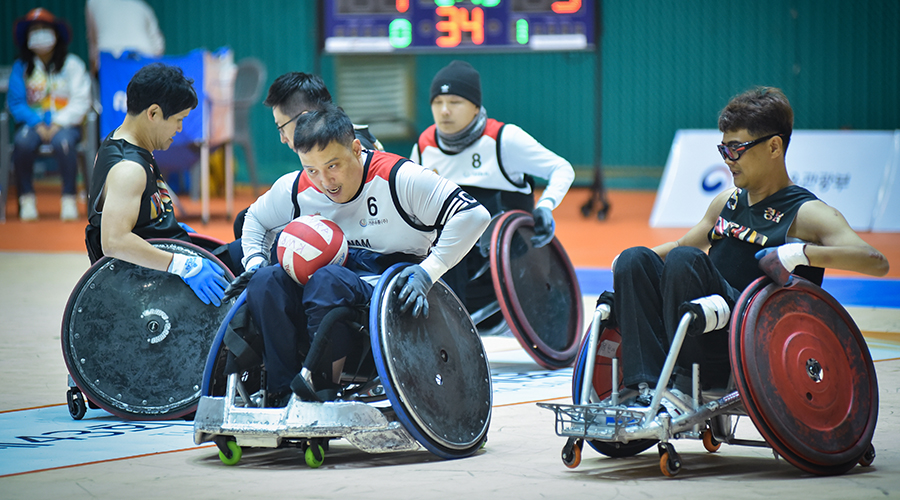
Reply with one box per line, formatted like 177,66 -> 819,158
389,18 -> 412,48
516,19 -> 528,44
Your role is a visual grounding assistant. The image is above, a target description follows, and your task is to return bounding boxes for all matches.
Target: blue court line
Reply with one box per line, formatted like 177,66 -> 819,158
575,268 -> 900,309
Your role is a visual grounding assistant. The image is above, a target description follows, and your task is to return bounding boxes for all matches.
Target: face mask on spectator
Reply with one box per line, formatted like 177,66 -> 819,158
28,28 -> 56,54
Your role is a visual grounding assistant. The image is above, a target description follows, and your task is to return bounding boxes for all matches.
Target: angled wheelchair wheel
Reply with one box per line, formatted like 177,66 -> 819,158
730,277 -> 878,475
61,239 -> 235,420
371,264 -> 491,459
571,323 -> 657,458
490,210 -> 583,369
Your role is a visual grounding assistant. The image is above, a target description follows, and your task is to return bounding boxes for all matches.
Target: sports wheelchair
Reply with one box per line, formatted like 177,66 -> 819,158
466,209 -> 583,369
192,263 -> 492,467
539,275 -> 878,477
61,237 -> 236,420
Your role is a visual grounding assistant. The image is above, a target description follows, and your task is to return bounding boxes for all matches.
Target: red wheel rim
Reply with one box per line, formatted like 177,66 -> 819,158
489,210 -> 582,368
730,278 -> 877,475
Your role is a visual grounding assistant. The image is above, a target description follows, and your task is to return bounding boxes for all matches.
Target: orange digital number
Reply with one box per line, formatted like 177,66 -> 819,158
552,0 -> 581,14
435,6 -> 484,48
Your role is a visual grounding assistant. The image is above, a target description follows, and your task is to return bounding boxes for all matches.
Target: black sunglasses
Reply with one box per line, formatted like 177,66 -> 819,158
717,133 -> 784,161
277,110 -> 306,133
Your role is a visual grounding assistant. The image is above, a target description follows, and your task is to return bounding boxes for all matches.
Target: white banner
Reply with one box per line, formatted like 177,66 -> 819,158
872,131 -> 900,231
650,129 -> 899,231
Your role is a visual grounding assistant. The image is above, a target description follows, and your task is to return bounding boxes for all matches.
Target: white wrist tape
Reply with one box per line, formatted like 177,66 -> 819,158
778,243 -> 809,271
245,255 -> 267,272
167,253 -> 202,278
691,294 -> 731,334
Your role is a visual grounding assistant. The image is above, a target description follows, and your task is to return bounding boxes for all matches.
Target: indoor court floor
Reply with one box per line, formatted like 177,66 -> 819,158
1,185 -> 899,499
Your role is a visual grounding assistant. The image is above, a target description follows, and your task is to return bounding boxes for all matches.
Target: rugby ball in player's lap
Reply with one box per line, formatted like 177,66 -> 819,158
277,215 -> 348,285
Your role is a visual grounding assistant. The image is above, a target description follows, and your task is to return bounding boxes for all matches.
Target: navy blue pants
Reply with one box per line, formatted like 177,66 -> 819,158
245,263 -> 374,394
612,246 -> 740,392
14,125 -> 81,195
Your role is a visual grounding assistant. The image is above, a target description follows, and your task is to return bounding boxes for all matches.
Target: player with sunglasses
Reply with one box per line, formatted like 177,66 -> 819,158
608,86 -> 888,406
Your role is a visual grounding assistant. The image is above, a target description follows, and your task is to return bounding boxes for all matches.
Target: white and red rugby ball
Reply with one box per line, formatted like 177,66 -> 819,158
277,215 -> 348,285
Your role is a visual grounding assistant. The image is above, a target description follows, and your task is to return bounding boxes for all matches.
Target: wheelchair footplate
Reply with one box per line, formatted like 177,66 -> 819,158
193,374 -> 421,467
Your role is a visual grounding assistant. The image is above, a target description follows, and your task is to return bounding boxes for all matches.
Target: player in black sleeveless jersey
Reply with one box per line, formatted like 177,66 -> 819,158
612,87 -> 889,405
85,63 -> 228,306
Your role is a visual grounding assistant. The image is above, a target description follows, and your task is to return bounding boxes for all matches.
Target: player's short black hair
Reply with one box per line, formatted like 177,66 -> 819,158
264,72 -> 333,116
719,86 -> 793,151
292,103 -> 355,154
126,63 -> 198,118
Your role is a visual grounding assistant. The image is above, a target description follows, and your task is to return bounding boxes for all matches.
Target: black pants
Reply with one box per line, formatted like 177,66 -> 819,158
245,264 -> 373,394
613,246 -> 740,391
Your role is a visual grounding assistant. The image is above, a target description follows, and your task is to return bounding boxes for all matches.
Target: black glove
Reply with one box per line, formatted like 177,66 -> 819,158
397,265 -> 433,318
755,243 -> 808,286
223,266 -> 259,301
531,206 -> 555,248
595,290 -> 617,328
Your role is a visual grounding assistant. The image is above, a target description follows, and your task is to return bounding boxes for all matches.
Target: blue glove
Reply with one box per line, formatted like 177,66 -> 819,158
531,207 -> 555,248
755,243 -> 808,286
168,253 -> 228,306
178,222 -> 196,233
397,265 -> 433,318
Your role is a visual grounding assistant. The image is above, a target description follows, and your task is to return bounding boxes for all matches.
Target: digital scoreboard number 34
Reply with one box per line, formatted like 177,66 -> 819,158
323,0 -> 595,53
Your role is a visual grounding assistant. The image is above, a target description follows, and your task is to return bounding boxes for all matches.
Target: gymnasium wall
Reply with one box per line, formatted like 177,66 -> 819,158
2,1 -> 897,188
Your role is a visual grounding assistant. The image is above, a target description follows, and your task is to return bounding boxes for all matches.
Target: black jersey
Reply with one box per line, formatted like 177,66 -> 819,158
85,134 -> 188,262
708,185 -> 821,290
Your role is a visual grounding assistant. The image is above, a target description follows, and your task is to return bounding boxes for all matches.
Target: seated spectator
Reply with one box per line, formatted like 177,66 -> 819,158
7,8 -> 92,221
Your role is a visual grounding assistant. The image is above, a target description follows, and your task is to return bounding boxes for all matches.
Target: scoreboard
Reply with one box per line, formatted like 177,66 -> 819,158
322,0 -> 595,53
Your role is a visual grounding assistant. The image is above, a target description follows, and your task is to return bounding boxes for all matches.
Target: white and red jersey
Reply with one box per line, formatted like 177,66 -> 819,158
410,119 -> 574,210
242,150 -> 489,282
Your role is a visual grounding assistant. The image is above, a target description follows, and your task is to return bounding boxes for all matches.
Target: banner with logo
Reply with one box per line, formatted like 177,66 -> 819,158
872,131 -> 900,231
650,129 -> 899,231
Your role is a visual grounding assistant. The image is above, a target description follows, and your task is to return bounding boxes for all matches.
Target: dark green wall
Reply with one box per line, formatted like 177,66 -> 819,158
4,1 -> 898,188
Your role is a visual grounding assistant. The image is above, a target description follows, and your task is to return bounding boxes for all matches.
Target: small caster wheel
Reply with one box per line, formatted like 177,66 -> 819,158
580,203 -> 592,218
702,429 -> 721,453
66,388 -> 87,420
305,442 -> 325,468
658,443 -> 681,477
660,452 -> 681,477
217,439 -> 242,466
561,437 -> 583,469
859,443 -> 876,467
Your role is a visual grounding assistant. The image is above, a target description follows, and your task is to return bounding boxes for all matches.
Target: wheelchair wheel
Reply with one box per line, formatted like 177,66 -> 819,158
571,323 -> 657,458
371,264 -> 492,459
61,239 -> 235,420
730,277 -> 878,475
490,210 -> 582,369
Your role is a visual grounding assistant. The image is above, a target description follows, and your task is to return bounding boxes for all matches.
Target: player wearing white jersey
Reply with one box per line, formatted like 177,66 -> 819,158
410,60 -> 575,313
232,104 -> 490,405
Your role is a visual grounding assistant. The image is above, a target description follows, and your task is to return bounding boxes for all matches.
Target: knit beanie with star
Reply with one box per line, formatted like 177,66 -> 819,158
430,60 -> 482,108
